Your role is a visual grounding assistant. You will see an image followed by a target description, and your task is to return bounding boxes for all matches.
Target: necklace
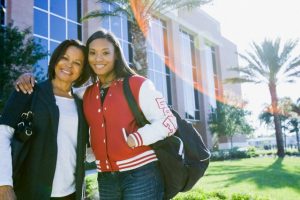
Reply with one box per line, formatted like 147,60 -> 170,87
99,73 -> 117,89
53,86 -> 72,98
100,79 -> 116,89
100,82 -> 112,89
100,88 -> 105,97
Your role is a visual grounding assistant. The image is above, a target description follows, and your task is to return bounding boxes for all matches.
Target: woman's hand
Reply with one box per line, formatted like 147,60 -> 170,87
122,128 -> 136,148
127,135 -> 136,148
0,185 -> 16,200
14,73 -> 35,94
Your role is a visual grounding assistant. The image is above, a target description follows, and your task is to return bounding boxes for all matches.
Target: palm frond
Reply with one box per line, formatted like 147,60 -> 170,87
263,39 -> 281,73
278,39 -> 298,66
286,70 -> 300,78
283,56 -> 300,74
229,65 -> 269,83
252,41 -> 268,67
81,10 -> 122,21
224,77 -> 261,84
238,53 -> 268,76
82,0 -> 131,22
151,0 -> 211,13
95,0 -> 122,5
244,51 -> 264,69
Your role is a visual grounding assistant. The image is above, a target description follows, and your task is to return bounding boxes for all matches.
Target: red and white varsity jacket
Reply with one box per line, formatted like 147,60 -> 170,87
83,75 -> 177,172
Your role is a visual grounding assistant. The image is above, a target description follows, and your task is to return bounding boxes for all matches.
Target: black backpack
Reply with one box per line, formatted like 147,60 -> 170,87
123,76 -> 211,199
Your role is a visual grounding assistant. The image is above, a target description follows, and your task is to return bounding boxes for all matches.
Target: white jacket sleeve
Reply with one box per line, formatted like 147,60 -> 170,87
0,125 -> 14,186
129,79 -> 177,146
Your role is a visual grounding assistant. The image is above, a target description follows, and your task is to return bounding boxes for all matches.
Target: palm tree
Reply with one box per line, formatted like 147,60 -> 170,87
288,118 -> 300,152
291,98 -> 300,152
225,38 -> 300,157
82,0 -> 211,76
291,98 -> 300,115
259,97 -> 293,148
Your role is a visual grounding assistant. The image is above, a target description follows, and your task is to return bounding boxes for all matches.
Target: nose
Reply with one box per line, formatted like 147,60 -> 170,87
95,53 -> 103,61
65,60 -> 72,68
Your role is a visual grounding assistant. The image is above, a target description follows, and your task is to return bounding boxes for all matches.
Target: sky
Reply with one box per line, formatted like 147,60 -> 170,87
201,0 -> 300,136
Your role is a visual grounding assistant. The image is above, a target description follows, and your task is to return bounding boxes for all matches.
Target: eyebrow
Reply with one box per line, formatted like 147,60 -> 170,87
89,47 -> 111,51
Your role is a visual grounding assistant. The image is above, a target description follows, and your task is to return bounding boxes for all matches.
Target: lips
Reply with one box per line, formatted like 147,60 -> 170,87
61,69 -> 72,75
94,64 -> 105,69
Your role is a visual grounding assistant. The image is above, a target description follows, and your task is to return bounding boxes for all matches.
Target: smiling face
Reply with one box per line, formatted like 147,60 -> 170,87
88,38 -> 116,82
54,45 -> 84,84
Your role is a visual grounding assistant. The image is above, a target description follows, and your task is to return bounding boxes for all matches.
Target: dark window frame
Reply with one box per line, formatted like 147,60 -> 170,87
1,0 -> 6,26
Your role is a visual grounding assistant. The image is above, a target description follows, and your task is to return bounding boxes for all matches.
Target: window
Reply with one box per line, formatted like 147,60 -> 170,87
100,2 -> 131,63
33,0 -> 82,80
147,18 -> 172,105
179,30 -> 200,121
211,46 -> 220,99
1,0 -> 6,26
203,44 -> 217,108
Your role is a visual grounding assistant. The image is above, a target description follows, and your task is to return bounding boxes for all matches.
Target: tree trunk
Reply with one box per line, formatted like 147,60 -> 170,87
268,82 -> 285,157
296,130 -> 300,152
130,22 -> 148,77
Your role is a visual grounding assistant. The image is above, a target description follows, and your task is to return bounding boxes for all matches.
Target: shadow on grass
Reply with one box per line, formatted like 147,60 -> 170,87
208,158 -> 300,195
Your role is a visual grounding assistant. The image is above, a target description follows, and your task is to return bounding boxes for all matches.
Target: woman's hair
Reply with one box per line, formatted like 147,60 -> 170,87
86,29 -> 136,82
48,39 -> 90,87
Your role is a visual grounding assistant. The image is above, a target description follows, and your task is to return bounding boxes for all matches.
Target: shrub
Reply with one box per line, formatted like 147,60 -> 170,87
229,147 -> 249,159
84,174 -> 98,200
210,148 -> 250,161
246,146 -> 259,157
173,189 -> 269,200
231,193 -> 270,200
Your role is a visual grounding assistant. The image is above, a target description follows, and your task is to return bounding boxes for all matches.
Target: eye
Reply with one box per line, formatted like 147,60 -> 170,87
89,51 -> 95,55
74,62 -> 82,66
103,51 -> 110,55
61,55 -> 68,60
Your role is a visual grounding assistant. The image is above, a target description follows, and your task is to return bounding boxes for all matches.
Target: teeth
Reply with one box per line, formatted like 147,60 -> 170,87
95,64 -> 104,69
62,69 -> 71,75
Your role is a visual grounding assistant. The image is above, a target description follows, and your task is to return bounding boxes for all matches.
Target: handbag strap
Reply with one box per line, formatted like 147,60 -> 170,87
25,85 -> 39,119
123,76 -> 149,127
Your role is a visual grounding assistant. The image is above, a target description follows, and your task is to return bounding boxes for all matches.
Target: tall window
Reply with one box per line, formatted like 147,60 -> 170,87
100,3 -> 131,63
0,0 -> 6,26
211,46 -> 220,101
147,18 -> 172,105
204,44 -> 217,108
179,30 -> 200,121
33,0 -> 82,79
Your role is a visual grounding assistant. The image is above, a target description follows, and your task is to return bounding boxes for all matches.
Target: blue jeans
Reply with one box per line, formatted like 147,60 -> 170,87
97,162 -> 164,200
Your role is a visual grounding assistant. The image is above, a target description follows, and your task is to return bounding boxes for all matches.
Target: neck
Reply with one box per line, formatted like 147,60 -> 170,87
52,79 -> 72,97
98,71 -> 116,86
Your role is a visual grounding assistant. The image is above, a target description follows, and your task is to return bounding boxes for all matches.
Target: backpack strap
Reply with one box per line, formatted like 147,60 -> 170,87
123,76 -> 149,127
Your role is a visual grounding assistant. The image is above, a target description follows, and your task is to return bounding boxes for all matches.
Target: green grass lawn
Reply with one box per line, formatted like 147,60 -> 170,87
175,157 -> 300,200
85,157 -> 300,200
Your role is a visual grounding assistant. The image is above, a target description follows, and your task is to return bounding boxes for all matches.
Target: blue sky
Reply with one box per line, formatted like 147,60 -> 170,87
201,0 -> 300,136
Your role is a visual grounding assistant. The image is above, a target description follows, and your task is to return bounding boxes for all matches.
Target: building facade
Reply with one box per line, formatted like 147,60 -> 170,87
3,0 -> 243,149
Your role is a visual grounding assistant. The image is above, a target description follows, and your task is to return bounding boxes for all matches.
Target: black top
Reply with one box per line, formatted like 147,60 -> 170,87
100,86 -> 109,102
